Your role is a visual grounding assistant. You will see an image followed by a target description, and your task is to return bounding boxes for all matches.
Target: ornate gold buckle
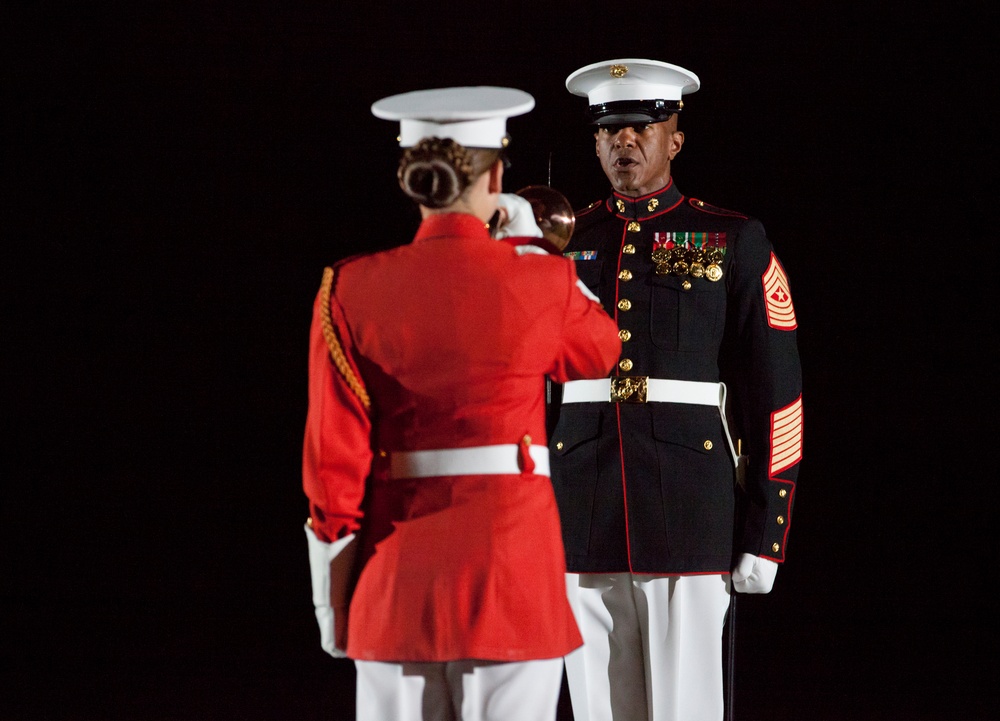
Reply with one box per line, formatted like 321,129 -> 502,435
610,376 -> 648,403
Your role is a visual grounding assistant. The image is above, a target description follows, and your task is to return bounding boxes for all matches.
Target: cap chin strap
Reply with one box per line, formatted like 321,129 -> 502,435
588,99 -> 681,125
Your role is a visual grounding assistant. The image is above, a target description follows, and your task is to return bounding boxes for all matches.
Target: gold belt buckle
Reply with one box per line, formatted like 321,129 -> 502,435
610,376 -> 648,403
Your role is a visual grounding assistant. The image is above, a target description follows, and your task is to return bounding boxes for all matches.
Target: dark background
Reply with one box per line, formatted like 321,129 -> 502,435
3,1 -> 997,719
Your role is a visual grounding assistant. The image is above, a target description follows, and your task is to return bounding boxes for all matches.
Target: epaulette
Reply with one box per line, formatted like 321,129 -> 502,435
575,199 -> 605,217
571,199 -> 611,236
688,198 -> 748,219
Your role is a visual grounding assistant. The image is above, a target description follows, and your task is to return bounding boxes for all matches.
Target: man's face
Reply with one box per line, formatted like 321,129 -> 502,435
594,116 -> 684,197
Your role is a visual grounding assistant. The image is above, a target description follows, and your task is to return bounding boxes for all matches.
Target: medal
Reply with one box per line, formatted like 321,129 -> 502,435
651,232 -> 727,281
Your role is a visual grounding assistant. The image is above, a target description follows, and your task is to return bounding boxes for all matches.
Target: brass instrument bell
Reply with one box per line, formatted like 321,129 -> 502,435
516,185 -> 576,251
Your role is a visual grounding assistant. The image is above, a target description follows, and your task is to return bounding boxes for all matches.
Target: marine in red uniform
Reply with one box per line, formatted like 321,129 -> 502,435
549,60 -> 804,721
302,86 -> 621,721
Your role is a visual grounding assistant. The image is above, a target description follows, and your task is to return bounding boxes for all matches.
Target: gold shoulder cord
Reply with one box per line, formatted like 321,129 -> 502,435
319,266 -> 371,411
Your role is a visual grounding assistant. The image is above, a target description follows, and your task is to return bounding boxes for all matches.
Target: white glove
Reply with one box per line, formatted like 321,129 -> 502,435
494,193 -> 543,239
305,524 -> 358,658
731,553 -> 778,594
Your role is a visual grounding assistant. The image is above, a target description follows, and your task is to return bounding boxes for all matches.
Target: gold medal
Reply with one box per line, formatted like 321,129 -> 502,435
690,262 -> 705,278
705,263 -> 723,281
651,248 -> 672,264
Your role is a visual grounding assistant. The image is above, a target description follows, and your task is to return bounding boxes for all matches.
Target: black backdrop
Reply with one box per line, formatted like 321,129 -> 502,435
4,1 -> 997,719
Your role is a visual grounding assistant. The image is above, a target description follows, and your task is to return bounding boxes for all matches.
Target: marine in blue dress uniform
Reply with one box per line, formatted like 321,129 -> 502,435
549,59 -> 804,721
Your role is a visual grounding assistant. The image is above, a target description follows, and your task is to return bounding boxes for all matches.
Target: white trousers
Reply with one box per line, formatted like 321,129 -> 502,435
564,572 -> 732,721
355,657 -> 564,721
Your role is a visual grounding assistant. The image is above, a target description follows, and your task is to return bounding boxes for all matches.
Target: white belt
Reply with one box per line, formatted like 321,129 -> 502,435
561,377 -> 740,468
562,377 -> 723,406
388,443 -> 550,479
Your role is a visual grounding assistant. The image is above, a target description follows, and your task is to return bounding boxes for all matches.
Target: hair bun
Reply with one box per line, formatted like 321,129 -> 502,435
398,138 -> 475,208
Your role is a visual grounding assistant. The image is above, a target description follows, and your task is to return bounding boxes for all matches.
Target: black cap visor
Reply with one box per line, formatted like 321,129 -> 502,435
586,99 -> 682,125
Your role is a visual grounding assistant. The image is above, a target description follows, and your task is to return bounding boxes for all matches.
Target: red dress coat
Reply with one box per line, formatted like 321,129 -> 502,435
303,213 -> 621,662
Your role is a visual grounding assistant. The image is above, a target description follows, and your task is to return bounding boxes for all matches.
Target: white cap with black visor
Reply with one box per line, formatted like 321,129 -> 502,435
565,58 -> 700,125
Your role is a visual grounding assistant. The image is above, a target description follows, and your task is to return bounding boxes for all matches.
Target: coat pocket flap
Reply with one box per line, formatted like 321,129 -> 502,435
650,404 -> 720,454
551,406 -> 602,455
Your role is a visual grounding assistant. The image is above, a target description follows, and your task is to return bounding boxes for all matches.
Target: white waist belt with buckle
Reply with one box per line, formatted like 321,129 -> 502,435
560,377 -> 739,467
389,444 -> 550,479
562,377 -> 723,406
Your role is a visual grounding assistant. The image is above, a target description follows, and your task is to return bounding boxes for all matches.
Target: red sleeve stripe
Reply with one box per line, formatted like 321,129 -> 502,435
762,253 -> 798,331
769,395 -> 803,476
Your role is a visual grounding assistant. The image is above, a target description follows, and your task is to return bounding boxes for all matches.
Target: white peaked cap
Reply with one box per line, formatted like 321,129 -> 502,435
566,59 -> 700,124
371,86 -> 535,148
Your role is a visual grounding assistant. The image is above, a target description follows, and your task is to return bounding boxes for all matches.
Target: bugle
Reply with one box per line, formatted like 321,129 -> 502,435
515,185 -> 576,252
